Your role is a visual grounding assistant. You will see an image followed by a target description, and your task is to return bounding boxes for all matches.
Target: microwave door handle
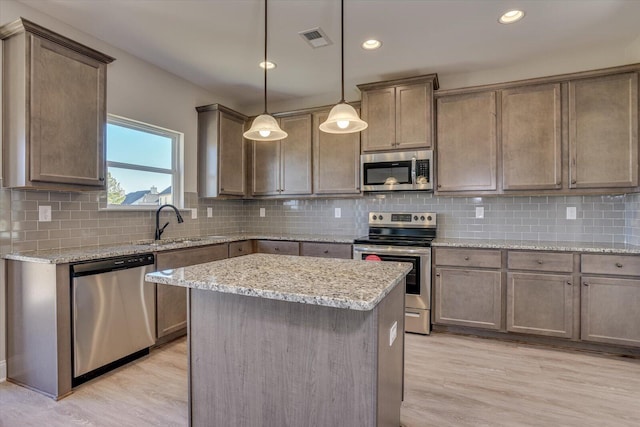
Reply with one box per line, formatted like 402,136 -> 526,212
411,157 -> 417,186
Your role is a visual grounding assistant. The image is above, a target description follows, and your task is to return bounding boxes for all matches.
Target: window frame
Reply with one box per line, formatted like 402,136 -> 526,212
105,114 -> 184,210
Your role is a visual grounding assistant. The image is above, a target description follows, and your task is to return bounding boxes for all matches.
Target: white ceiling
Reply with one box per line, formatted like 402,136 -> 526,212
16,0 -> 640,114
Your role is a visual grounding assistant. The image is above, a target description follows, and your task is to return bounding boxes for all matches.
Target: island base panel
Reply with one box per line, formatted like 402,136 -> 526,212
188,282 -> 405,427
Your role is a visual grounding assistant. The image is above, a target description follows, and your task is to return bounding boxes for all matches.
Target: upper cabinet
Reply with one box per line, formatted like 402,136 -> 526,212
197,104 -> 247,197
435,65 -> 640,196
359,75 -> 438,152
502,84 -> 562,191
569,73 -> 638,189
251,113 -> 312,197
0,18 -> 114,190
436,91 -> 498,192
312,110 -> 361,195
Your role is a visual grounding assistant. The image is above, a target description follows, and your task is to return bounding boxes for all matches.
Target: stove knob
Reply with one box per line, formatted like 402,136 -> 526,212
379,215 -> 384,220
372,215 -> 377,220
420,216 -> 426,221
413,215 -> 418,221
427,215 -> 432,221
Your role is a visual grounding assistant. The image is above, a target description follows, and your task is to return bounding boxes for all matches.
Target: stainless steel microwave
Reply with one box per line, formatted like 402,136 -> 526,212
361,150 -> 433,192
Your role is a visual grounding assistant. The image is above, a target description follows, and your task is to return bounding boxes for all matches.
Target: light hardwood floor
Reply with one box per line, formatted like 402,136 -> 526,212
1,333 -> 640,426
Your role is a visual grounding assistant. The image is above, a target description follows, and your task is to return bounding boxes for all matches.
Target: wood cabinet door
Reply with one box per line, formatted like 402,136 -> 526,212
280,114 -> 312,195
436,91 -> 498,192
434,267 -> 503,330
361,87 -> 396,152
312,111 -> 361,194
156,244 -> 228,338
219,112 -> 246,196
396,83 -> 432,149
581,276 -> 640,347
569,73 -> 638,189
507,273 -> 574,338
502,84 -> 562,190
252,140 -> 281,195
29,36 -> 106,187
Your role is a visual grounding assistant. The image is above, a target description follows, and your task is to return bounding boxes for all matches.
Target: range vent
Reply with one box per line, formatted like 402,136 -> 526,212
299,27 -> 332,48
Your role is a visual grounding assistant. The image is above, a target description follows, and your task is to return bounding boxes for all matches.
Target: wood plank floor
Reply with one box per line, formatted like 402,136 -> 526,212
1,333 -> 640,426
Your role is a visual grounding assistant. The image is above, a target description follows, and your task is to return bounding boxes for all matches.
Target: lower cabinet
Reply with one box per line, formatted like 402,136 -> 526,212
254,240 -> 300,256
155,244 -> 228,340
581,276 -> 640,347
506,272 -> 574,338
434,267 -> 503,330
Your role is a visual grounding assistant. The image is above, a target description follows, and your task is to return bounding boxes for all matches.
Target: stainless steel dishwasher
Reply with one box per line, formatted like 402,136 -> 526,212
71,253 -> 156,385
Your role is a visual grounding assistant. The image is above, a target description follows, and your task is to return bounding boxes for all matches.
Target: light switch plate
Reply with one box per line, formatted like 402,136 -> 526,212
567,207 -> 577,220
389,321 -> 398,346
334,207 -> 341,218
207,207 -> 213,218
191,208 -> 198,219
476,207 -> 484,219
260,208 -> 266,217
39,205 -> 51,222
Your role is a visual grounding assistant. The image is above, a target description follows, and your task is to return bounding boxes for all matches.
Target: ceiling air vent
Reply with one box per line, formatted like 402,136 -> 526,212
299,27 -> 332,48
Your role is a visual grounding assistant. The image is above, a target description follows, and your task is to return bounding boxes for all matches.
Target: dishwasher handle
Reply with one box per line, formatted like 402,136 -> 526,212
71,254 -> 155,277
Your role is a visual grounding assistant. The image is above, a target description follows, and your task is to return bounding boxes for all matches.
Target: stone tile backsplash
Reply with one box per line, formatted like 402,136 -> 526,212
2,188 -> 639,253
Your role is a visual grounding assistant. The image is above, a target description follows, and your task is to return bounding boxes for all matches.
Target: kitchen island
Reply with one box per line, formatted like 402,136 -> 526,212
146,253 -> 411,427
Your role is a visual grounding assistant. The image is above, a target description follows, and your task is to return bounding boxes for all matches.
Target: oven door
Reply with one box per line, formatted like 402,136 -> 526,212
353,244 -> 431,334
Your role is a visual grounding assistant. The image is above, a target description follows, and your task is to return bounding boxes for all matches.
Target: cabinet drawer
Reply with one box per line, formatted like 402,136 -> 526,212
581,254 -> 640,276
300,242 -> 352,259
254,240 -> 300,256
229,240 -> 253,258
435,248 -> 502,269
156,244 -> 228,270
508,251 -> 573,273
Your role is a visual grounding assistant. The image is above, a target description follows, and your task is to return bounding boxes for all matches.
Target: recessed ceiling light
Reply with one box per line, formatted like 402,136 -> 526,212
498,10 -> 525,24
362,39 -> 382,50
259,61 -> 276,70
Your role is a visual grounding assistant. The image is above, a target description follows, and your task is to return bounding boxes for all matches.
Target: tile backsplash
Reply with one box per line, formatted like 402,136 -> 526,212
1,188 -> 639,253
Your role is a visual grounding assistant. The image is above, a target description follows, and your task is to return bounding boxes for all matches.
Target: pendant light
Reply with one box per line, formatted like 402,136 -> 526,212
243,0 -> 287,141
319,0 -> 368,134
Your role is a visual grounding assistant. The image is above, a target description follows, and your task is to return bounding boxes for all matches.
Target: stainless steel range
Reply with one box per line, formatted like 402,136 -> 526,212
353,212 -> 436,335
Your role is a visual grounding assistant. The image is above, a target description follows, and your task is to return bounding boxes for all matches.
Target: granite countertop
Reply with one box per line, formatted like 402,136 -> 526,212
2,233 -> 358,264
145,253 -> 412,311
432,238 -> 640,254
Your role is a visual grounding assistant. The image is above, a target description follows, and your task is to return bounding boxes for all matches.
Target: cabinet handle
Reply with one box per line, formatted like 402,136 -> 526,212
616,263 -> 623,268
238,248 -> 244,252
323,250 -> 329,254
537,260 -> 543,265
583,282 -> 589,286
571,179 -> 577,184
275,247 -> 280,251
567,282 -> 572,286
437,184 -> 442,188
436,273 -> 441,277
220,187 -> 225,191
464,256 -> 469,261
99,177 -> 105,181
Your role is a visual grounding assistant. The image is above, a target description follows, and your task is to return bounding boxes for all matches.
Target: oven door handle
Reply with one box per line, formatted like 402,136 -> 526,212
353,245 -> 432,256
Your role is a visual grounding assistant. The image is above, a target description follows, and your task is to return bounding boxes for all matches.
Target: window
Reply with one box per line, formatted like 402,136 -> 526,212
106,115 -> 183,208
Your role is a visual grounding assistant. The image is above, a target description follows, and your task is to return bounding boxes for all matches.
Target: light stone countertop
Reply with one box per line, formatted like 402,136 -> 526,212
145,253 -> 412,311
2,234 -> 358,264
432,238 -> 640,254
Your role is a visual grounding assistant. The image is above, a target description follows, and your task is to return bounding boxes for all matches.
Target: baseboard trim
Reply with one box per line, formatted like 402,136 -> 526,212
0,360 -> 6,382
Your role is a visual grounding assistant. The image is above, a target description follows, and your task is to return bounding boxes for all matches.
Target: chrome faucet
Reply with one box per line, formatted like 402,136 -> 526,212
155,204 -> 184,240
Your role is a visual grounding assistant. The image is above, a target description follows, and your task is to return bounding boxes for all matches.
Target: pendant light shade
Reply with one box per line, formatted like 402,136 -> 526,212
243,0 -> 287,142
320,0 -> 367,134
243,113 -> 288,141
319,102 -> 367,134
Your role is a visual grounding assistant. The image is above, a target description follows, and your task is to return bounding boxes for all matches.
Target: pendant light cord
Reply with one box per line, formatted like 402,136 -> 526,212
263,0 -> 268,114
340,0 -> 345,103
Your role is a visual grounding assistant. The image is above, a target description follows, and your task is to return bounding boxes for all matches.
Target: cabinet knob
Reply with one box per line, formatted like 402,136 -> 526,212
538,260 -> 543,265
464,256 -> 469,261
583,282 -> 589,286
99,177 -> 105,181
567,282 -> 572,286
220,187 -> 224,191
275,247 -> 280,251
437,184 -> 442,188
436,273 -> 441,277
238,248 -> 243,252
323,250 -> 329,254
616,263 -> 623,268
571,179 -> 577,184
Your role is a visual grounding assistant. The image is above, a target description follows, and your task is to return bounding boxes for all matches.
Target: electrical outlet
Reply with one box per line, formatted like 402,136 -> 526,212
191,208 -> 198,219
389,321 -> 398,346
334,207 -> 341,218
567,206 -> 577,220
207,207 -> 213,218
259,208 -> 266,217
476,207 -> 484,219
39,205 -> 52,222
